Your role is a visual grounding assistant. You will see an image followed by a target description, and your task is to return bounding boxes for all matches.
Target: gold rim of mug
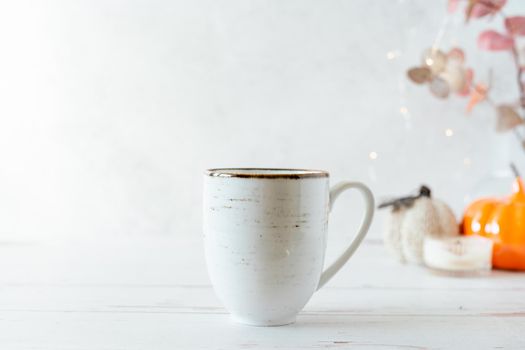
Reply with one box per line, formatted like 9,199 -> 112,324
205,168 -> 329,179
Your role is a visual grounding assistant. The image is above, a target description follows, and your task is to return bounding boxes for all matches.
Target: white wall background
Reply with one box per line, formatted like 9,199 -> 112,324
0,0 -> 523,240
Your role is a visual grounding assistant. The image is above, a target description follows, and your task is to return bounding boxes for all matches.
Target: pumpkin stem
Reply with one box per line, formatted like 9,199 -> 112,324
378,185 -> 432,211
419,185 -> 431,198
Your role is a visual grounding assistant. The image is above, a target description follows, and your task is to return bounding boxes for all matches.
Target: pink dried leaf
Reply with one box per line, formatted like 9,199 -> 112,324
478,30 -> 514,51
448,0 -> 460,13
467,83 -> 488,113
505,16 -> 525,36
467,0 -> 506,20
448,47 -> 465,63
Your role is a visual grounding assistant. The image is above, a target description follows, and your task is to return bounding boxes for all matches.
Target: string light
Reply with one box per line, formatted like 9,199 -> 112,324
463,157 -> 472,166
369,151 -> 378,160
386,50 -> 401,60
399,106 -> 411,128
445,128 -> 454,137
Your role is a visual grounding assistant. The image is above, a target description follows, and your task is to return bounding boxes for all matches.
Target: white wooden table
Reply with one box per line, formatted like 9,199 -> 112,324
1,234 -> 524,349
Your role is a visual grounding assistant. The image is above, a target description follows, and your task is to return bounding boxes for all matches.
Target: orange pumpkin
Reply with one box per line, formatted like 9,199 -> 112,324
462,176 -> 525,270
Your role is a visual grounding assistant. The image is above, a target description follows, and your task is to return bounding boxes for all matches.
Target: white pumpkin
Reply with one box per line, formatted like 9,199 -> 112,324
381,186 -> 459,264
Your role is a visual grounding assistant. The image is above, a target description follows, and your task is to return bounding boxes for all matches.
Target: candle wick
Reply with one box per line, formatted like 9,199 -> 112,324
510,163 -> 521,178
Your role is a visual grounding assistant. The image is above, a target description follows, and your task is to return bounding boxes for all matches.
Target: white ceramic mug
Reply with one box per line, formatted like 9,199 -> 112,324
203,168 -> 374,326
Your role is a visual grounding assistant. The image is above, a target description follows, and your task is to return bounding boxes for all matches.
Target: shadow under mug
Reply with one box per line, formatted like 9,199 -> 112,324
203,168 -> 374,326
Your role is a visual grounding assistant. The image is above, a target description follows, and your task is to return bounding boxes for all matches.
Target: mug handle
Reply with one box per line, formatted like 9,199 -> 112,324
317,182 -> 375,290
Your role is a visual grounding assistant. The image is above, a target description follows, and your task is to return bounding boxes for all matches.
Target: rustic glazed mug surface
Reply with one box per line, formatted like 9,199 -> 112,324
203,168 -> 374,326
